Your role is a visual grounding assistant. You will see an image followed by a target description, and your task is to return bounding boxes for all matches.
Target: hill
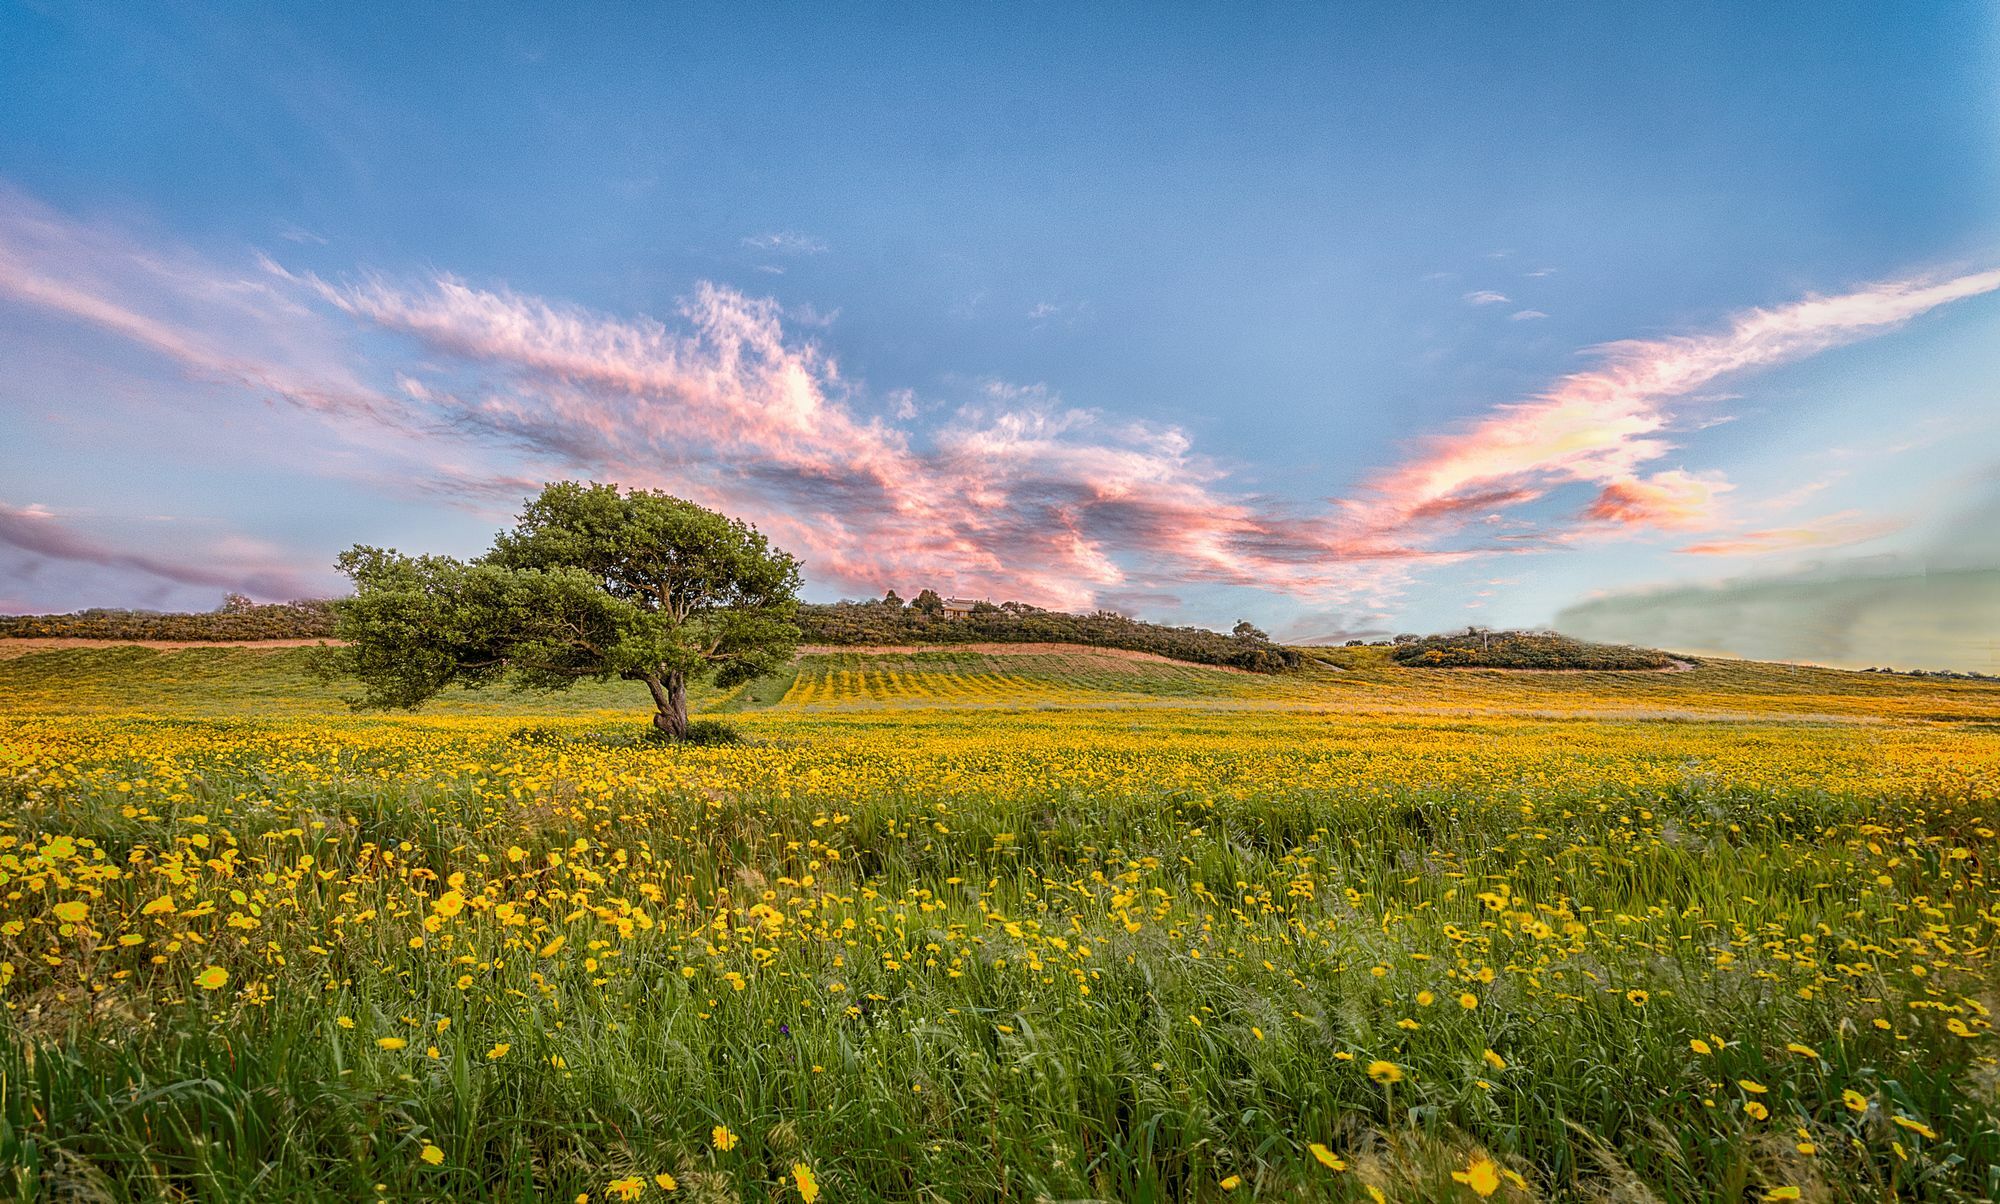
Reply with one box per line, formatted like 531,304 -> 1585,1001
5,639 -> 1998,725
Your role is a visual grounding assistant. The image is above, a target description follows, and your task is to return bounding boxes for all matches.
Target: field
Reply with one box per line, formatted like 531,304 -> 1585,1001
2,644 -> 1997,1202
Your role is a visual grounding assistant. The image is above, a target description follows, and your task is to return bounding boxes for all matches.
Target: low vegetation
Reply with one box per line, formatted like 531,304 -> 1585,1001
0,595 -> 335,642
799,594 -> 1300,672
1387,629 -> 1679,671
1,590 -> 1302,673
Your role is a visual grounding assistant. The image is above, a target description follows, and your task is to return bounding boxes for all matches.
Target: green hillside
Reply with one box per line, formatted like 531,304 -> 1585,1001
5,641 -> 1999,726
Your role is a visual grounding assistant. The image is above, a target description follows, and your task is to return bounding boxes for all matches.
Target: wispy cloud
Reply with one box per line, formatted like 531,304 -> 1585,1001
1509,309 -> 1548,321
1677,511 -> 1901,556
1027,299 -> 1092,328
1581,470 -> 1732,531
1353,267 -> 2000,556
300,268 -> 1414,607
741,231 -> 829,255
0,186 -> 398,427
1463,290 -> 1510,305
0,502 -> 318,600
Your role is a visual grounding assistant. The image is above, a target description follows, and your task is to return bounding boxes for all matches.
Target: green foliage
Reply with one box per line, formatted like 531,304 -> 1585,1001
324,483 -> 801,729
0,597 -> 335,641
1390,629 -> 1678,670
799,597 -> 1302,672
674,717 -> 746,745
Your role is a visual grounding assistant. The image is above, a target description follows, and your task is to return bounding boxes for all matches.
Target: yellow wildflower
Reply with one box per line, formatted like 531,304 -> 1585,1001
1452,1156 -> 1500,1197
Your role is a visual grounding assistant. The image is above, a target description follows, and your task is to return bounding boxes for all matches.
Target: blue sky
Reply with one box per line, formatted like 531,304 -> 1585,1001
1,1 -> 1997,657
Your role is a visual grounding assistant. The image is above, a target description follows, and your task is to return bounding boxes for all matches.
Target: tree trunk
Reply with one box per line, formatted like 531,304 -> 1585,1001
647,669 -> 689,739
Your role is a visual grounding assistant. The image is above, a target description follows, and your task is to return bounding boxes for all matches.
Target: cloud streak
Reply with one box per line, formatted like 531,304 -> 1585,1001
1352,268 -> 2000,553
1676,511 -> 1902,556
742,231 -> 829,255
0,503 -> 318,600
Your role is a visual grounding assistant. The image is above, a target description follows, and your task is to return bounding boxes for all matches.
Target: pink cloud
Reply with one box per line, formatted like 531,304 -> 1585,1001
1581,470 -> 1732,531
0,502 -> 320,601
295,269 -> 1455,608
1677,511 -> 1903,557
1353,268 -> 2000,548
0,188 -> 397,427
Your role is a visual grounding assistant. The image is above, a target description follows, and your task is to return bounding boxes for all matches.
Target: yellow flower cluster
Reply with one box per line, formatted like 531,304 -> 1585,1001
1,655 -> 1995,1199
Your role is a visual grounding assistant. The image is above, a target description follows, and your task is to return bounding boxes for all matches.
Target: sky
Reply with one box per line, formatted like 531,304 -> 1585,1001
2,2 -> 1997,667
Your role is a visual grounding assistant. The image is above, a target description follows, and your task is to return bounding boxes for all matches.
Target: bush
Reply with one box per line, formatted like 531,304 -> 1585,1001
672,718 -> 746,746
1389,629 -> 1678,670
510,720 -> 749,748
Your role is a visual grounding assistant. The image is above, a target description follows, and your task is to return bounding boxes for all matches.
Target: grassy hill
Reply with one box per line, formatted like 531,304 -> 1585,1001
5,639 -> 1998,725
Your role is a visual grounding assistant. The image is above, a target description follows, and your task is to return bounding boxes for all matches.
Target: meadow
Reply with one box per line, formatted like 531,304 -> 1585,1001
1,644 -> 1996,1202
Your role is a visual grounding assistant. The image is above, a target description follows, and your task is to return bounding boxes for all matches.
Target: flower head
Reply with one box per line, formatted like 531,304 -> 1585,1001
1452,1156 -> 1501,1197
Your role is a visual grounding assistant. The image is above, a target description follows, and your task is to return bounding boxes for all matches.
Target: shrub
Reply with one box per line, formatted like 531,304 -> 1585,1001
673,718 -> 747,746
1389,629 -> 1678,670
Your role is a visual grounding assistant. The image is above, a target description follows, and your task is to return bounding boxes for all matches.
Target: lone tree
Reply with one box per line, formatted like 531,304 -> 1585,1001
328,482 -> 801,738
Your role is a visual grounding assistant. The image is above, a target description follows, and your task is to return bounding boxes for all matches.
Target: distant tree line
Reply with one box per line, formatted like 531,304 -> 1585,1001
798,592 -> 1300,672
1386,628 -> 1677,670
0,589 -> 1302,673
0,595 -> 337,641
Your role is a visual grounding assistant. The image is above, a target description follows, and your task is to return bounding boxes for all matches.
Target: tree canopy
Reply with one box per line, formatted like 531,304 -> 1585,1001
327,483 -> 801,737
